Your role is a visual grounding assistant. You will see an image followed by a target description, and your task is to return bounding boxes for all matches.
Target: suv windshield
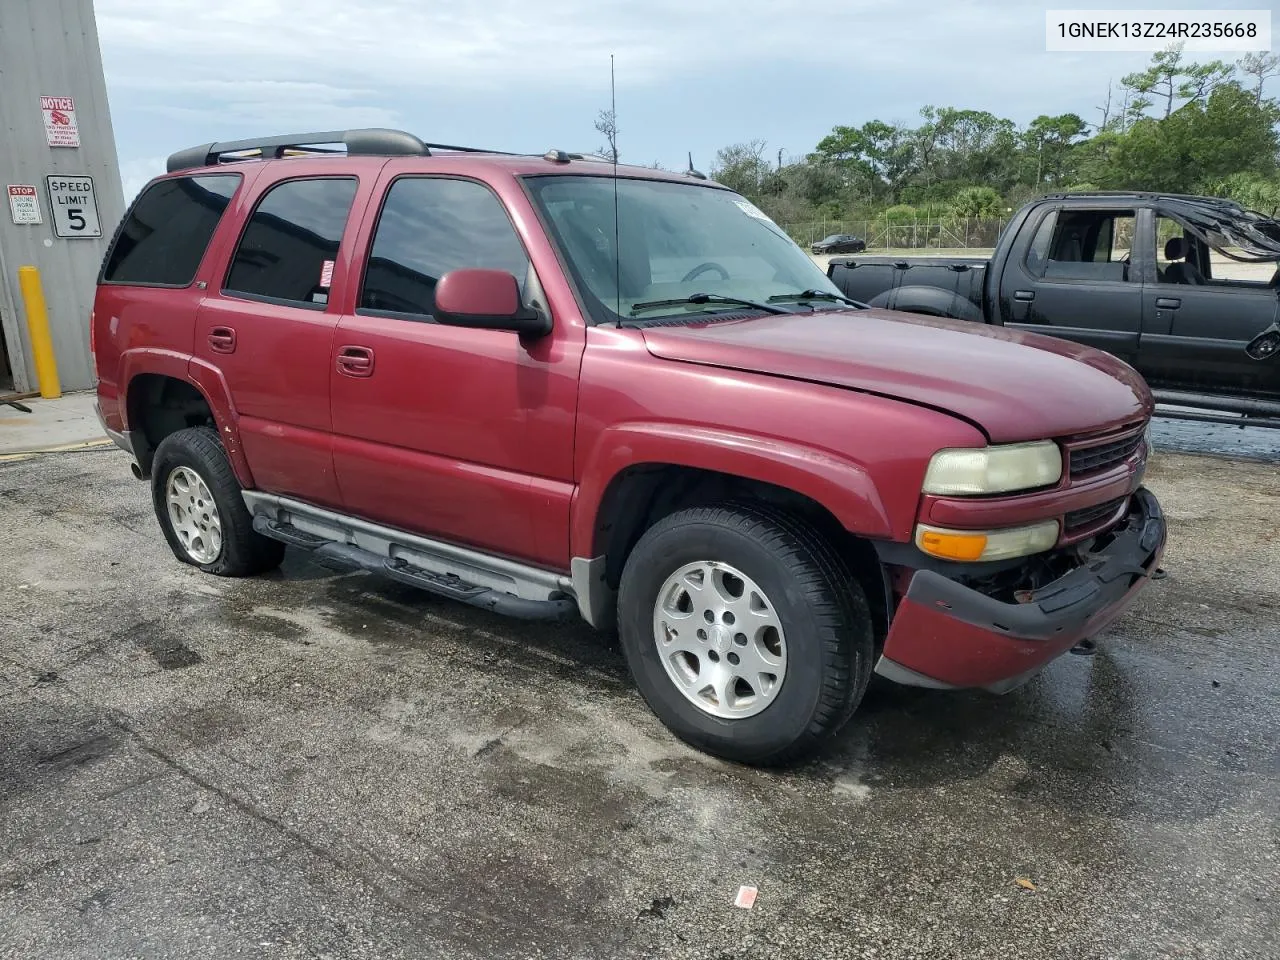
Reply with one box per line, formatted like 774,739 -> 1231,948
524,174 -> 845,323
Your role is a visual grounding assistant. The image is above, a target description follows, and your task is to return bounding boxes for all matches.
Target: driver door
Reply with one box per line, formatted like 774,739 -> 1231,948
328,168 -> 586,568
1000,204 -> 1143,365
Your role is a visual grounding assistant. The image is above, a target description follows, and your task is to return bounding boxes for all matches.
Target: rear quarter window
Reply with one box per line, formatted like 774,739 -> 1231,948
101,174 -> 242,286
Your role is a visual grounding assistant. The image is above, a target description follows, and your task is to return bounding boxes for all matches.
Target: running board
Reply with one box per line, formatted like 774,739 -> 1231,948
1152,389 -> 1280,418
245,493 -> 579,621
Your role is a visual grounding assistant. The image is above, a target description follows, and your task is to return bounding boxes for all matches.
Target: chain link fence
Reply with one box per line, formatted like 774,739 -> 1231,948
783,217 -> 1010,252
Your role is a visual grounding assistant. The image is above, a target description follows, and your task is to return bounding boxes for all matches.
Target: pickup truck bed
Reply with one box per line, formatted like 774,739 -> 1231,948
829,256 -> 988,322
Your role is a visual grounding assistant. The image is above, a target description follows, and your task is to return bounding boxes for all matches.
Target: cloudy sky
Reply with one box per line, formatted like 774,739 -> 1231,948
94,0 -> 1267,199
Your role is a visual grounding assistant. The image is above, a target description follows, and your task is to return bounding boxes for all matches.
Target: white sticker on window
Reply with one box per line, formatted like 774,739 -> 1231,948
733,198 -> 773,222
320,260 -> 335,288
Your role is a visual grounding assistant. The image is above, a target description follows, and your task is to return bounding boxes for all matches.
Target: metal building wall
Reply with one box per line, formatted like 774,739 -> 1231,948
0,0 -> 125,393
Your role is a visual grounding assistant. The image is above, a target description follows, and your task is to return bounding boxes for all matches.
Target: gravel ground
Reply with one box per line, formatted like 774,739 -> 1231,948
1,439 -> 1277,960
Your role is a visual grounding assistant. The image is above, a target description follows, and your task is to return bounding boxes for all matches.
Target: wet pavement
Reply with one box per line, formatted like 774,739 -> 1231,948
1,438 -> 1277,959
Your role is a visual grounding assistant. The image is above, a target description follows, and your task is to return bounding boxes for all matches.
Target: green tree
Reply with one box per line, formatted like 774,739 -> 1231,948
1177,58 -> 1234,107
816,120 -> 917,203
1022,113 -> 1088,187
1101,82 -> 1280,192
1237,52 -> 1280,105
1122,44 -> 1187,119
1208,172 -> 1280,216
949,186 -> 1003,219
710,140 -> 771,196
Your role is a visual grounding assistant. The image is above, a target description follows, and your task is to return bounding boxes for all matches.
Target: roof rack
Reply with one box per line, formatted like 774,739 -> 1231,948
542,149 -> 613,164
1042,190 -> 1243,207
166,128 -> 515,172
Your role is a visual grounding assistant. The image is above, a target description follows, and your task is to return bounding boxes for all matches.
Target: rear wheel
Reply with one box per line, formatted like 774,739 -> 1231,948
617,503 -> 874,765
150,427 -> 284,577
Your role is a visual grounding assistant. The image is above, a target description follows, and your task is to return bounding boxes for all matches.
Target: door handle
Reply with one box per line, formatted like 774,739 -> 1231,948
1011,289 -> 1035,322
1155,297 -> 1181,309
336,345 -> 375,378
208,326 -> 236,353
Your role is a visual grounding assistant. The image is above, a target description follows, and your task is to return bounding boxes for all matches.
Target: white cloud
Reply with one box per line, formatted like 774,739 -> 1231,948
119,154 -> 167,201
141,81 -> 402,129
96,0 -> 1252,177
96,0 -> 904,92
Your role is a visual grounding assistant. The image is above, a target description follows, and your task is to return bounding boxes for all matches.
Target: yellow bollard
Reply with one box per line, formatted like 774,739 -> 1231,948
17,266 -> 61,399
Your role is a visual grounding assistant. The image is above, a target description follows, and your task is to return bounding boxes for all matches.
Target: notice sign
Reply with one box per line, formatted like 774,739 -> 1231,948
7,185 -> 42,224
41,95 -> 80,147
45,175 -> 101,238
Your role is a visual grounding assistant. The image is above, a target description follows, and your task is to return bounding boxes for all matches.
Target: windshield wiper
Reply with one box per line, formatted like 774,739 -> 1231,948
628,293 -> 789,317
767,289 -> 868,308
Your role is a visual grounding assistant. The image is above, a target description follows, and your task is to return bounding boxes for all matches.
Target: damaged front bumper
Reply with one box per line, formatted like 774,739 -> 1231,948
876,488 -> 1166,692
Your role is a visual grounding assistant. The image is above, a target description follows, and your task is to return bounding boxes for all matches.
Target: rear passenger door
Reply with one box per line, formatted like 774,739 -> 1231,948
999,204 -> 1144,365
194,167 -> 373,507
329,170 -> 585,569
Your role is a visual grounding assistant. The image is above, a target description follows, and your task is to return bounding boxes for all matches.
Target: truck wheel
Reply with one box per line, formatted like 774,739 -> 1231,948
617,503 -> 873,765
150,426 -> 285,577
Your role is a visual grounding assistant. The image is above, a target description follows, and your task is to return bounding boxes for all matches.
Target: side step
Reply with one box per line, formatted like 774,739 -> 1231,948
254,516 -> 328,548
249,504 -> 579,622
382,556 -> 575,620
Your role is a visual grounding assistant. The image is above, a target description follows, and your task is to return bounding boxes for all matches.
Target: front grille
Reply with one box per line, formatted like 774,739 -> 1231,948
1069,431 -> 1143,478
1065,496 -> 1127,533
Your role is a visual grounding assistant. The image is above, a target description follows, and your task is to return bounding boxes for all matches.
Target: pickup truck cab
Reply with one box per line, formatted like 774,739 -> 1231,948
827,192 -> 1280,417
93,129 -> 1166,765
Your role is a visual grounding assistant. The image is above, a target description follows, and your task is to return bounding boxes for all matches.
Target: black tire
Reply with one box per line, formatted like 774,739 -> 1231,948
150,426 -> 285,577
617,503 -> 874,766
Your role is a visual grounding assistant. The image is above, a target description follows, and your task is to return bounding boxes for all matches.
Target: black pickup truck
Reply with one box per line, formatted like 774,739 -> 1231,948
826,192 -> 1280,419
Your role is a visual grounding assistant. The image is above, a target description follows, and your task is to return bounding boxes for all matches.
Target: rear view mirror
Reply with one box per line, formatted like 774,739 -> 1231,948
1246,323 -> 1280,361
434,268 -> 550,336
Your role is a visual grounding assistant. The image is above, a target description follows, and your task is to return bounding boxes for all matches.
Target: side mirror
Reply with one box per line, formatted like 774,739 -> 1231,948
1246,323 -> 1280,361
434,268 -> 549,336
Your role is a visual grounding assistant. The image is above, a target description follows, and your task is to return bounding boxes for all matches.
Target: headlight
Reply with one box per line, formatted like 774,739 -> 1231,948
922,441 -> 1062,496
916,520 -> 1060,562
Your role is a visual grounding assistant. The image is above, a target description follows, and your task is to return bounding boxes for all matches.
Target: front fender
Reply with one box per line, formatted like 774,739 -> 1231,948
570,422 -> 893,558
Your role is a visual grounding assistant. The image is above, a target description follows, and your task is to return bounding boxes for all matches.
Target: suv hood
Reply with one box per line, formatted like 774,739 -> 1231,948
640,309 -> 1152,442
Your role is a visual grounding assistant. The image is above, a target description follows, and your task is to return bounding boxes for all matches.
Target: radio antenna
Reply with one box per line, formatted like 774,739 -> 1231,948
611,54 -> 621,320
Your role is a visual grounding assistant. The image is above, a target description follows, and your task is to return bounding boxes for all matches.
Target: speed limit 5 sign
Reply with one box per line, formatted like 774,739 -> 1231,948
45,175 -> 101,238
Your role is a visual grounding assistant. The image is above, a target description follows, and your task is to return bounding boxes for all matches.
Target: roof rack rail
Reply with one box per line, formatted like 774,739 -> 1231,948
166,128 -> 517,172
542,149 -> 612,164
422,141 -> 519,156
1042,189 -> 1243,206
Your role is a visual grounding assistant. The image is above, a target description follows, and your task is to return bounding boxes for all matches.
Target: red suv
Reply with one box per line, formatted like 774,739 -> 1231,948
93,128 -> 1166,764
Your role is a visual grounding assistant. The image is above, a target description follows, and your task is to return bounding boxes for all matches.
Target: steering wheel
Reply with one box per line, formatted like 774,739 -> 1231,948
682,261 -> 730,283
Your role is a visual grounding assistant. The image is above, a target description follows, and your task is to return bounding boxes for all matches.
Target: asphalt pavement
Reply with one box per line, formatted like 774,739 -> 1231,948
1,435 -> 1277,959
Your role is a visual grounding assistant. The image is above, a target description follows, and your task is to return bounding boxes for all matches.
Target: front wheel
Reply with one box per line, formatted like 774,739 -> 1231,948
617,503 -> 874,765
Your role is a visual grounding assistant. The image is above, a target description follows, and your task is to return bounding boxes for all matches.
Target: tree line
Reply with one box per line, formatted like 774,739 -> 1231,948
704,47 -> 1280,226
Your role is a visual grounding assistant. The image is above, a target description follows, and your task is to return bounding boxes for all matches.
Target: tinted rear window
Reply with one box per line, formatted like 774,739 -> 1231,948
102,175 -> 241,286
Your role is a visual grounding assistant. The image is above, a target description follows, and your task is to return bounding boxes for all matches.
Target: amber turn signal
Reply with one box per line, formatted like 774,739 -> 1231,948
915,520 -> 1060,562
917,528 -> 989,561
